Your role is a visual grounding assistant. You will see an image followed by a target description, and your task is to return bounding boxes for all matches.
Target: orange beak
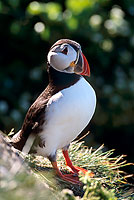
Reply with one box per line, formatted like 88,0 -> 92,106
80,53 -> 90,77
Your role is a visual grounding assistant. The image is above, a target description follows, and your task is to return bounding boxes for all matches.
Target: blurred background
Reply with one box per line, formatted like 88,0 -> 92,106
0,0 -> 134,174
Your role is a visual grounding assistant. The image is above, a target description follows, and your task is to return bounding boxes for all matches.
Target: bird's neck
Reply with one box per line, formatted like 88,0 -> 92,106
48,65 -> 81,90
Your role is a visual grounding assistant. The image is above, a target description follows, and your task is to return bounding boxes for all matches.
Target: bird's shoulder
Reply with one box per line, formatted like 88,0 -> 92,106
22,84 -> 57,133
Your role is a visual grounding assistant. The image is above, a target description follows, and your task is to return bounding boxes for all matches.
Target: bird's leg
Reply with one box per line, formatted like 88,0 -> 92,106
48,154 -> 80,184
51,161 -> 80,184
62,149 -> 94,177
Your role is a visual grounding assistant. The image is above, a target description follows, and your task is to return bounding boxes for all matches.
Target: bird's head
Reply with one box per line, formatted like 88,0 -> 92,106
47,39 -> 90,76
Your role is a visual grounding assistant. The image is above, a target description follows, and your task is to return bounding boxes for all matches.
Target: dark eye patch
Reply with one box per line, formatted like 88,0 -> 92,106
61,47 -> 68,55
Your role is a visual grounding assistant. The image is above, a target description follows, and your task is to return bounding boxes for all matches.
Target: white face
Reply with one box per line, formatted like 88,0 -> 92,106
47,43 -> 77,73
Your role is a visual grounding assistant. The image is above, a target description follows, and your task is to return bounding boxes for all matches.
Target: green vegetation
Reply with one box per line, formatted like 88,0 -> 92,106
25,141 -> 134,199
1,133 -> 133,200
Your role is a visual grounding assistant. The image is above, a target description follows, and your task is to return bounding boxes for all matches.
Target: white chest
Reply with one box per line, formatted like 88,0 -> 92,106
36,78 -> 96,157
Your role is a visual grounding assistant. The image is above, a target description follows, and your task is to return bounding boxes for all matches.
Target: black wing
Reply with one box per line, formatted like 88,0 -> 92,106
11,85 -> 53,150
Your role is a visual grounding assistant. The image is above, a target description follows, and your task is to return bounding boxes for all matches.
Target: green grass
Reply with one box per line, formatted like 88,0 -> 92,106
0,133 -> 134,200
24,141 -> 134,199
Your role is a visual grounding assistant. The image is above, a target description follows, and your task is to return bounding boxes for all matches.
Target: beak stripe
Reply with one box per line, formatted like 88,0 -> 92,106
80,53 -> 90,76
74,50 -> 80,65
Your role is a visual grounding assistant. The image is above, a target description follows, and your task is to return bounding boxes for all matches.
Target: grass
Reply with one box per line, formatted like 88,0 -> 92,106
24,141 -> 134,199
0,132 -> 134,200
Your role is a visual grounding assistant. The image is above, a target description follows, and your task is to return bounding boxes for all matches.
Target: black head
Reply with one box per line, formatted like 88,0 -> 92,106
47,39 -> 90,76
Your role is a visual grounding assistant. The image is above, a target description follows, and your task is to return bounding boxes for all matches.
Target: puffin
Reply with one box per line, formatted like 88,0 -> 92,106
11,39 -> 96,184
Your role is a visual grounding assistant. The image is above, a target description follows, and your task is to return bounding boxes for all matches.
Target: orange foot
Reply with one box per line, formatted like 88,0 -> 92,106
60,173 -> 80,184
51,161 -> 80,184
62,150 -> 94,178
51,150 -> 94,184
69,165 -> 94,177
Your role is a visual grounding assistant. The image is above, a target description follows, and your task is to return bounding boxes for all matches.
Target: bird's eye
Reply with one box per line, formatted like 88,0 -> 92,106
61,47 -> 68,55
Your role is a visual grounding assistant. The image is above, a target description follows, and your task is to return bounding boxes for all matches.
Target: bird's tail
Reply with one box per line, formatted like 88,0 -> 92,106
10,130 -> 36,154
21,133 -> 36,154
